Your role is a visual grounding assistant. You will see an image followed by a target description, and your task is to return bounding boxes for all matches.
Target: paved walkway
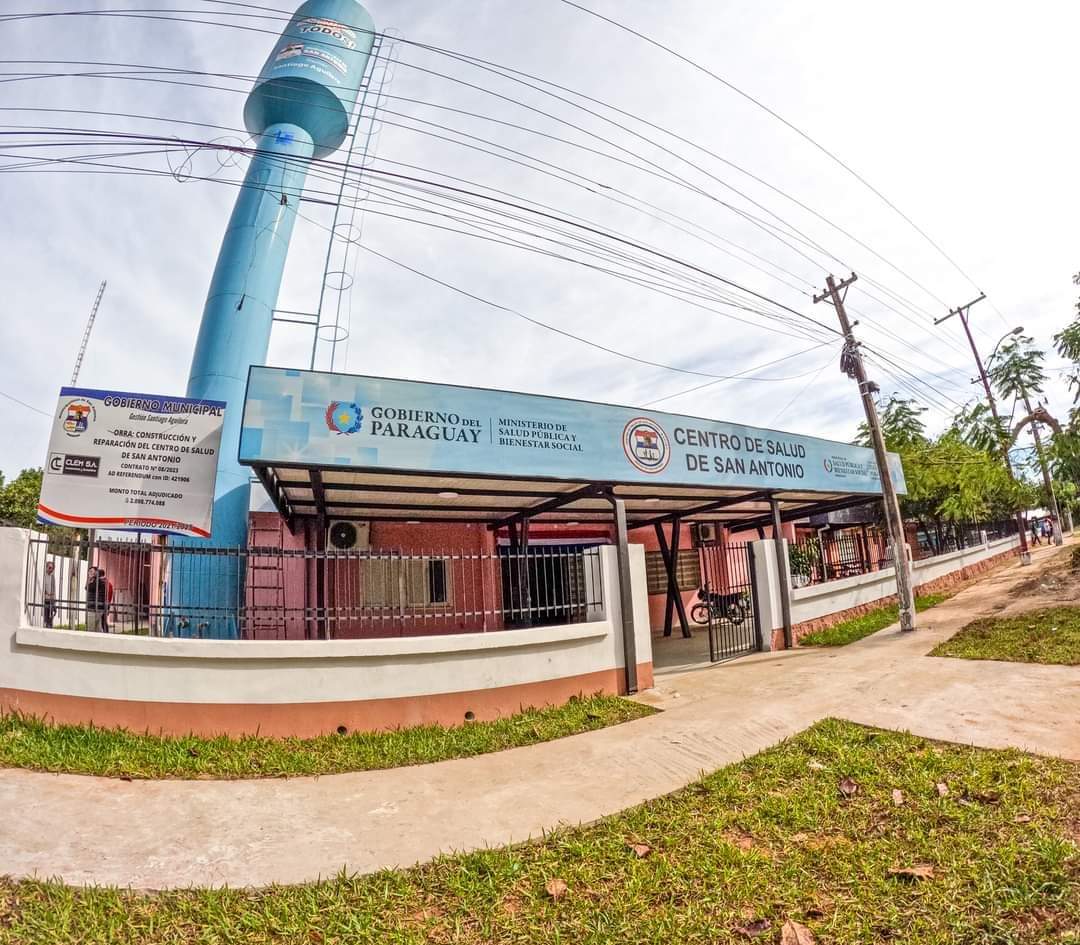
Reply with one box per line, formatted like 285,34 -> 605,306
3,543 -> 1078,889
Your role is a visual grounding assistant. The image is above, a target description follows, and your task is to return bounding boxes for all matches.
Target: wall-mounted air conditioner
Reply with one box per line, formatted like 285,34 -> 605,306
692,522 -> 719,546
326,520 -> 370,551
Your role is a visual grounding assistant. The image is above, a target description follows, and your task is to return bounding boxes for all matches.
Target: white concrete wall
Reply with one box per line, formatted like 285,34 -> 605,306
0,528 -> 653,706
756,535 -> 1020,631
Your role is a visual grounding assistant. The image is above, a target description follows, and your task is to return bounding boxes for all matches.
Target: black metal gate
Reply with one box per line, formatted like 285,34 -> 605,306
696,541 -> 759,662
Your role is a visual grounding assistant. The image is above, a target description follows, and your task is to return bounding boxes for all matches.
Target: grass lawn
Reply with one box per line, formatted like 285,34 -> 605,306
0,695 -> 653,780
799,593 -> 951,647
1,720 -> 1076,944
931,605 -> 1080,665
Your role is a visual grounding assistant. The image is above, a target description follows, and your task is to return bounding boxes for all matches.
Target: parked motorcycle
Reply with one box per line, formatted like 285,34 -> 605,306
690,588 -> 749,626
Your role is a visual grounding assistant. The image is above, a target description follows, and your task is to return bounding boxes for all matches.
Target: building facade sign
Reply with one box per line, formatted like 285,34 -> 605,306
38,387 -> 225,537
239,367 -> 906,495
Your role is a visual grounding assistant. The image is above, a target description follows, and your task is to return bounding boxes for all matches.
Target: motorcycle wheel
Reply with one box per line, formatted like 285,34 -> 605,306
690,603 -> 710,625
726,603 -> 747,624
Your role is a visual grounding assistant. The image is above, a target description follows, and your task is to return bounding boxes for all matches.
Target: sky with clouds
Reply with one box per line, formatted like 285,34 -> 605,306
2,0 -> 1079,485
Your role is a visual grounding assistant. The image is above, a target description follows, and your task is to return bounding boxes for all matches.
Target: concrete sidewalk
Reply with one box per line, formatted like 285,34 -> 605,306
2,543 -> 1078,889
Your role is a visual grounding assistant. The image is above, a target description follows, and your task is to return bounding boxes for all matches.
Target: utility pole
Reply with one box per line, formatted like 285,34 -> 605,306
935,295 -> 1032,563
1023,391 -> 1064,546
814,273 -> 916,632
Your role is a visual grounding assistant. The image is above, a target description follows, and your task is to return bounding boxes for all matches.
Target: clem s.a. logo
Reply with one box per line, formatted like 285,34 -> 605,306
325,401 -> 363,435
622,417 -> 670,474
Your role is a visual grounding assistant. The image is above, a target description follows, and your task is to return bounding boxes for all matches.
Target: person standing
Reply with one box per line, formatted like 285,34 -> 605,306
42,561 -> 56,628
1030,519 -> 1042,546
85,566 -> 107,632
98,567 -> 111,634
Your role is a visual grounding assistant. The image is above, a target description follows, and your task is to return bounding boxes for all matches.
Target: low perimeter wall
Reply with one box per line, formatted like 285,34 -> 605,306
0,529 -> 653,737
756,535 -> 1021,648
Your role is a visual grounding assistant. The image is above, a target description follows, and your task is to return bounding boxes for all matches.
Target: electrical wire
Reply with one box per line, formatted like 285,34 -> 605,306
641,342 -> 840,409
768,352 -> 838,426
0,389 -> 51,418
0,38 -> 979,344
0,12 -> 1002,414
550,0 -> 1000,314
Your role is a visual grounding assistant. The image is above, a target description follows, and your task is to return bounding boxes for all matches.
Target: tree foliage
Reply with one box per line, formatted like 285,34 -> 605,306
988,332 -> 1046,403
1052,272 -> 1080,402
857,397 -> 1025,548
952,401 -> 1009,456
0,468 -> 43,528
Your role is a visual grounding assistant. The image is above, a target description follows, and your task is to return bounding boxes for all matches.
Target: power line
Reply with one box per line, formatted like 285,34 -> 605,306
642,343 -> 838,409
0,128 -> 844,342
353,241 -> 834,385
550,0 -> 992,306
768,351 -> 837,426
0,34 -> 976,335
0,389 -> 51,418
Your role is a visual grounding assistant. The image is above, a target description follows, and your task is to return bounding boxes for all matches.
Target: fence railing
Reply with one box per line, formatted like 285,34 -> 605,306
790,519 -> 1019,588
23,536 -> 605,640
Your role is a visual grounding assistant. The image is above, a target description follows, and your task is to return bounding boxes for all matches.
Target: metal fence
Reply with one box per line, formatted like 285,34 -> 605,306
789,529 -> 890,587
23,536 -> 605,640
790,519 -> 1019,588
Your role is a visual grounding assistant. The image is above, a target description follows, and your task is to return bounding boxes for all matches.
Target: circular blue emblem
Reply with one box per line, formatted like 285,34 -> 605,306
325,401 -> 363,435
622,417 -> 669,474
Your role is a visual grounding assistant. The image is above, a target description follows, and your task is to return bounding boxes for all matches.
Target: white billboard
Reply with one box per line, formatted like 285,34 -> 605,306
37,387 -> 225,538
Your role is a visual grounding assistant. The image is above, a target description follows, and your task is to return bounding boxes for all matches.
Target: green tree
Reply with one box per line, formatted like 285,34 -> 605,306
0,468 -> 43,528
1052,272 -> 1080,401
951,401 -> 1009,455
857,396 -> 1026,553
988,332 -> 1046,403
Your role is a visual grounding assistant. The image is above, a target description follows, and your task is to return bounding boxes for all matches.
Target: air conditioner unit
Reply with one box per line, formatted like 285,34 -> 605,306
692,523 -> 719,546
327,520 -> 370,551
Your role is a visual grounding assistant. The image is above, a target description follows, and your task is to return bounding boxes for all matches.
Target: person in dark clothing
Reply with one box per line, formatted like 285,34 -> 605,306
43,561 -> 56,628
97,567 -> 110,633
86,566 -> 108,632
1030,520 -> 1042,546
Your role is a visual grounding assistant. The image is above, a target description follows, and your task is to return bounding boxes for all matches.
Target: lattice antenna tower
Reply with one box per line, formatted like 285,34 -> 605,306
71,281 -> 107,384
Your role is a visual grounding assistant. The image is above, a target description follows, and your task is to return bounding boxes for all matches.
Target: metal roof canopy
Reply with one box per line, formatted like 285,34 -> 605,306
249,463 -> 878,533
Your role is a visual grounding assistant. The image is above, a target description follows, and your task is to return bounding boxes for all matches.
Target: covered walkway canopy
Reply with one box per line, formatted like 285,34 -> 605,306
238,367 -> 906,688
248,468 -> 876,534
239,367 -> 904,534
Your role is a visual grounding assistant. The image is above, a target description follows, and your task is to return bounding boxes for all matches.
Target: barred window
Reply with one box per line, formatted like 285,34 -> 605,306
362,557 -> 451,607
645,549 -> 701,595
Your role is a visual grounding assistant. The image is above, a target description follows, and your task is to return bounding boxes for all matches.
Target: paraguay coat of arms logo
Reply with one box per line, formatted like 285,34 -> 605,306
325,401 -> 363,435
622,417 -> 670,474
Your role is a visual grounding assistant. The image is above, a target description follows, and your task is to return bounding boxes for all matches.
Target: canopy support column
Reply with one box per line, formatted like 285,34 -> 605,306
655,518 -> 690,638
770,496 -> 793,649
610,496 -> 639,694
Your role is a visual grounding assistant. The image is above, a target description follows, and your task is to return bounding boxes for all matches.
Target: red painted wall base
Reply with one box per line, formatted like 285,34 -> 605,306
0,662 -> 655,739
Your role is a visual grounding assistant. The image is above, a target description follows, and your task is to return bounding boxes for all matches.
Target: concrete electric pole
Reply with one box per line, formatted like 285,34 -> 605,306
935,295 -> 1032,562
814,273 -> 916,632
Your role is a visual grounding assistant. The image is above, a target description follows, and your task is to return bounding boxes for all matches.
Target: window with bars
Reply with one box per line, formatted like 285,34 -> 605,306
644,549 -> 701,595
361,557 -> 451,607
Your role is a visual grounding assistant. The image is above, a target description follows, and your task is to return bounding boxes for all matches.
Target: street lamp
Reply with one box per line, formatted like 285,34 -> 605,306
984,326 -> 1025,374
